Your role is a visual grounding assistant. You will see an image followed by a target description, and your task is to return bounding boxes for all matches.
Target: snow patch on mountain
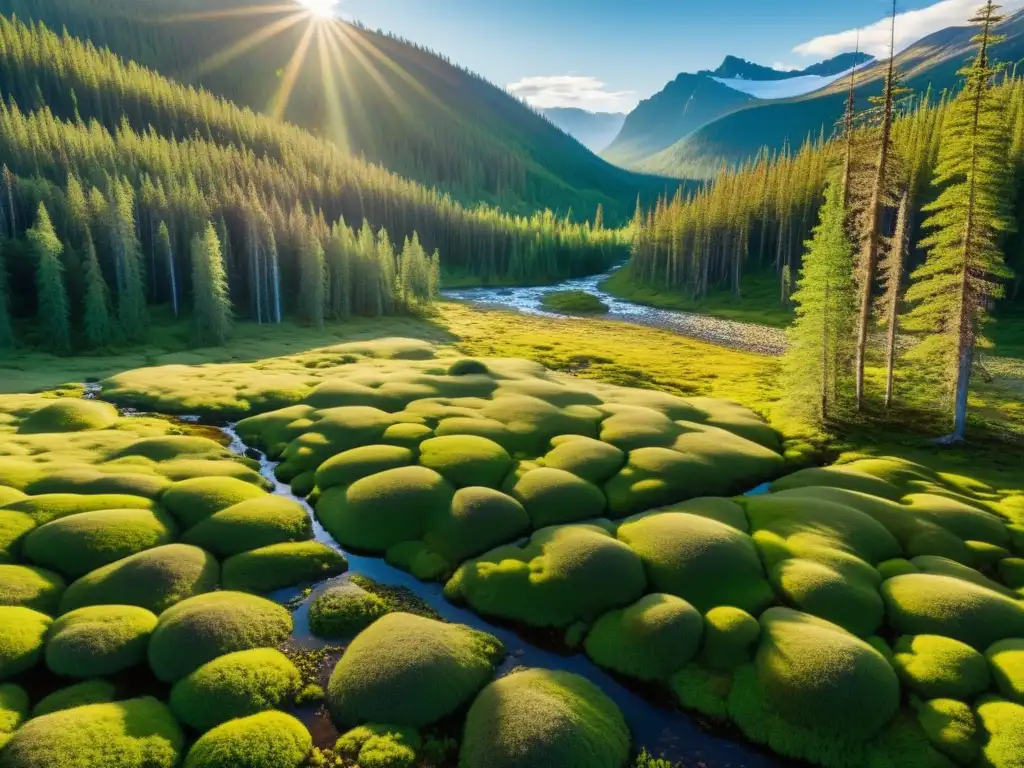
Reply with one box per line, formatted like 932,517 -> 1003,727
711,69 -> 853,99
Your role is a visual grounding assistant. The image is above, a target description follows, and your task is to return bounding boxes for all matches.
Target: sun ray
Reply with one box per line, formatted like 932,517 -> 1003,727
325,22 -> 410,121
161,4 -> 300,24
315,24 -> 349,152
269,20 -> 317,120
187,11 -> 309,78
320,21 -> 377,154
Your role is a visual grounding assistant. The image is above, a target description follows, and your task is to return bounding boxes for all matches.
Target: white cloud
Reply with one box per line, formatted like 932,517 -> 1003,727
506,75 -> 636,113
771,62 -> 800,72
793,0 -> 1024,59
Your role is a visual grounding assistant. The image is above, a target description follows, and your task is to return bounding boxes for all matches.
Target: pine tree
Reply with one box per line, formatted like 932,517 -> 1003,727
191,222 -> 233,345
904,1 -> 1015,442
783,181 -> 856,425
879,192 -> 910,408
27,203 -> 71,354
155,222 -> 178,317
110,179 -> 148,341
0,239 -> 14,348
298,230 -> 326,329
82,231 -> 115,349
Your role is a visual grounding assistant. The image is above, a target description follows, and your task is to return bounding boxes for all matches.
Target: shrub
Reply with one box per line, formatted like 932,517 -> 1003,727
16,400 -> 119,434
183,711 -> 311,768
59,544 -> 220,614
170,648 -> 302,732
0,607 -> 50,681
309,583 -> 390,639
617,512 -> 772,614
891,634 -> 991,700
30,679 -> 116,717
327,613 -> 503,728
446,524 -> 646,628
508,467 -> 607,527
542,435 -> 625,483
23,509 -> 177,579
161,477 -> 267,530
975,696 -> 1024,768
881,574 -> 1024,651
335,724 -> 420,768
314,445 -> 414,491
585,593 -> 703,681
770,558 -> 884,637
182,497 -> 312,557
418,436 -> 513,490
700,606 -> 761,671
221,542 -> 347,594
2,494 -> 155,526
0,565 -> 65,613
0,512 -> 34,563
316,467 -> 454,553
422,487 -> 531,564
148,591 -> 293,682
986,639 -> 1024,704
914,698 -> 980,765
458,668 -> 629,768
0,697 -> 183,768
45,605 -> 158,678
539,290 -> 609,314
0,683 -> 28,739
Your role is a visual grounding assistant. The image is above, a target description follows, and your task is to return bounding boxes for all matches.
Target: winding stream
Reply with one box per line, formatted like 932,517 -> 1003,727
443,268 -> 787,356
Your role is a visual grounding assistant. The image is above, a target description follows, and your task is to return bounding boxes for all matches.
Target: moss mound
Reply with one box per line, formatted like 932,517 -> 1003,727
999,558 -> 1024,589
770,466 -> 904,500
770,558 -> 884,637
31,679 -> 116,717
17,400 -> 119,434
0,565 -> 64,613
617,511 -> 772,614
891,634 -> 991,700
986,639 -> 1024,704
309,583 -> 391,639
2,494 -> 155,526
381,423 -> 434,449
316,466 -> 454,553
148,591 -> 293,682
422,486 -> 531,564
878,558 -> 919,579
540,290 -> 609,314
446,524 -> 646,628
314,445 -> 414,491
59,544 -> 220,614
327,613 -> 503,728
278,406 -> 398,475
0,607 -> 50,681
700,606 -> 761,671
181,496 -> 312,557
45,605 -> 158,678
881,574 -> 1024,650
170,648 -> 302,732
0,683 -> 27,739
0,697 -> 183,768
418,436 -> 513,489
161,477 -> 266,530
458,668 -> 629,768
975,697 -> 1024,768
183,711 -> 311,768
915,698 -> 980,765
222,542 -> 347,594
23,509 -> 177,579
335,724 -> 420,768
0,512 -> 35,565
25,470 -> 171,499
584,593 -> 703,681
0,487 -> 26,506
109,435 -> 233,462
901,494 -> 1009,548
909,555 -> 1014,597
542,435 -> 625,483
509,468 -> 607,528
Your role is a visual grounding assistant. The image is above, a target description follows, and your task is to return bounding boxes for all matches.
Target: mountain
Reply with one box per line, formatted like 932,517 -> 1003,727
635,10 -> 1024,178
0,0 -> 674,222
540,108 -> 627,153
704,52 -> 873,81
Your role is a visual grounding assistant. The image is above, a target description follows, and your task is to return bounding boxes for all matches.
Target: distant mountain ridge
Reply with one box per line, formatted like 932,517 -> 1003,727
704,52 -> 873,81
540,108 -> 627,153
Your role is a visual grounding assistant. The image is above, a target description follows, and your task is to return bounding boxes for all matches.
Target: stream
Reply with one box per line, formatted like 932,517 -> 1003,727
222,426 -> 780,767
443,268 -> 787,356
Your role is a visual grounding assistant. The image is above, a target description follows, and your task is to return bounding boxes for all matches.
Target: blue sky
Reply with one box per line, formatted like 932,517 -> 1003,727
331,0 -> 1024,111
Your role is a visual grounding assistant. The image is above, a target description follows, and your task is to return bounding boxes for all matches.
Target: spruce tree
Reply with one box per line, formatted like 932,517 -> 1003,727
82,230 -> 115,349
879,192 -> 910,408
111,179 -> 148,341
27,203 -> 71,354
0,239 -> 14,348
155,222 -> 178,317
904,1 -> 1014,442
783,181 -> 856,425
297,230 -> 325,329
190,222 -> 233,345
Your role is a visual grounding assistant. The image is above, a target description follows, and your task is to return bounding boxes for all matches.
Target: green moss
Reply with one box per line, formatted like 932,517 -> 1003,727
975,696 -> 1024,768
183,711 -> 311,768
617,511 -> 772,614
30,679 -> 116,718
0,512 -> 34,564
17,400 -> 119,434
0,683 -> 28,738
540,290 -> 609,314
110,436 -> 235,462
542,435 -> 625,483
0,488 -> 26,506
669,663 -> 733,718
770,466 -> 905,500
335,724 -> 420,768
422,486 -> 531,564
235,405 -> 316,458
156,459 -> 265,485
881,574 -> 1024,651
986,639 -> 1024,704
0,565 -> 65,613
161,477 -> 267,529
45,605 -> 157,678
309,583 -> 391,639
148,591 -> 293,682
584,593 -> 703,681
878,558 -> 919,580
418,436 -> 513,489
892,635 -> 991,700
459,668 -> 629,768
912,698 -> 980,765
222,542 -> 347,594
0,697 -> 183,768
0,606 -> 50,681
314,445 -> 414,491
700,606 -> 761,671
446,524 -> 646,628
23,509 -> 177,579
665,497 -> 750,532
385,541 -> 450,581
1,494 -> 155,526
59,544 -> 220,614
380,423 -> 434,449
770,558 -> 884,637
965,540 -> 1011,567
909,555 -> 1015,597
278,406 -> 397,476
900,494 -> 1010,548
182,496 -> 313,557
327,613 -> 503,728
25,470 -> 172,499
508,467 -> 607,527
170,648 -> 302,732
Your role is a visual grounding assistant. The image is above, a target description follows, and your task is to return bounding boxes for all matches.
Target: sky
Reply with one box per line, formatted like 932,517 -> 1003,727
329,0 -> 1024,112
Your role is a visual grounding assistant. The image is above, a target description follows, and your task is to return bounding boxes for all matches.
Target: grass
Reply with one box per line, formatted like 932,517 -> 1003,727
540,290 -> 610,314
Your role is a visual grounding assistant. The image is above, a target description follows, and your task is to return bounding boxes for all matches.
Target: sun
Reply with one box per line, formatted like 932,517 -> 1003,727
296,0 -> 339,18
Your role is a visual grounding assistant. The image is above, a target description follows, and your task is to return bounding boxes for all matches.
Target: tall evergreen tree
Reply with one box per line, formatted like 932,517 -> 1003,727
297,230 -> 326,329
155,222 -> 178,317
904,1 -> 1015,441
81,231 -> 115,349
27,203 -> 71,354
879,192 -> 910,408
0,239 -> 14,348
110,179 -> 148,341
190,222 -> 233,345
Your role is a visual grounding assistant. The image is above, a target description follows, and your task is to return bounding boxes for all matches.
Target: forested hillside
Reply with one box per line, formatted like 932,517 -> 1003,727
0,0 -> 671,220
0,16 -> 625,353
